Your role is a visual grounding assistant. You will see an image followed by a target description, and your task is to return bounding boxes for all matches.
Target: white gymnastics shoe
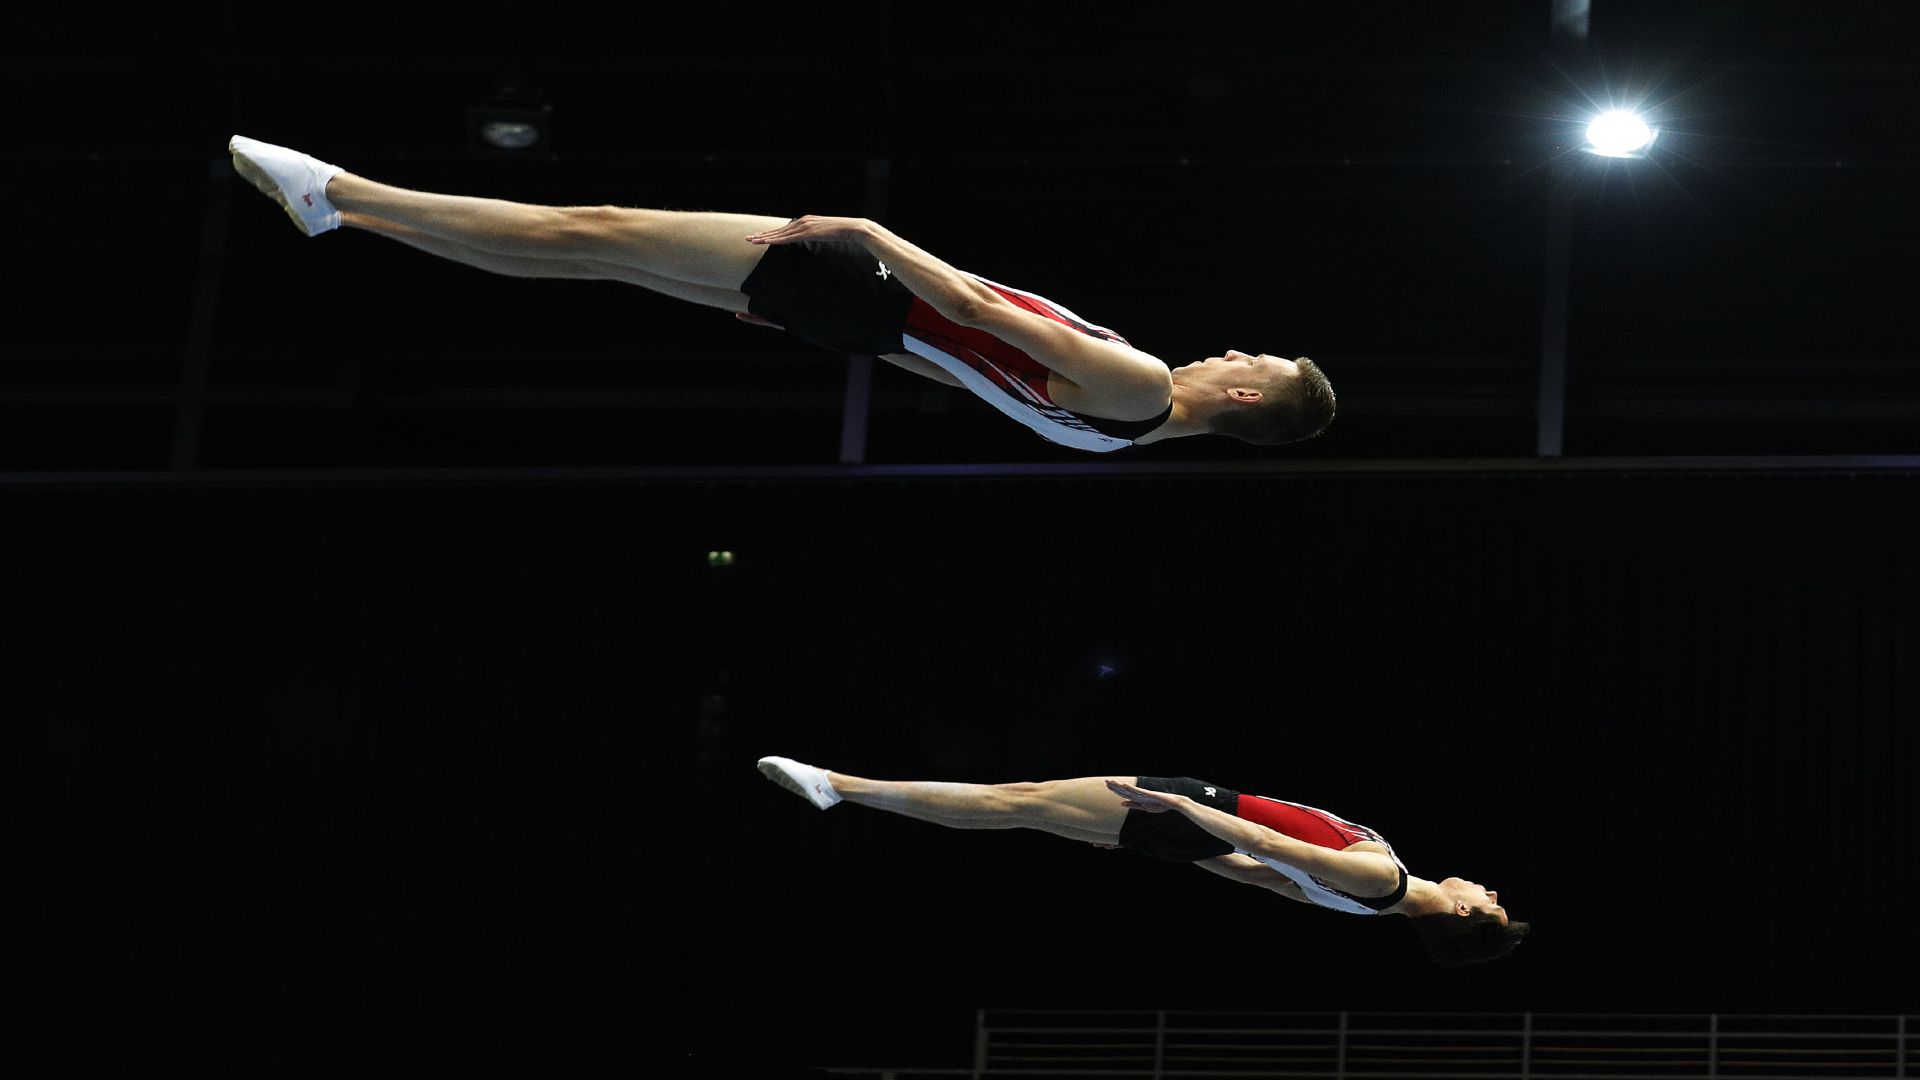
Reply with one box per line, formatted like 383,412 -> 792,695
757,756 -> 842,810
228,135 -> 343,236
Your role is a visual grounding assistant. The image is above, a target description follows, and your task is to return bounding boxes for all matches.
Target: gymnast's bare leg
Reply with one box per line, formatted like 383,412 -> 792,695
228,134 -> 786,309
757,756 -> 1134,845
227,134 -> 966,383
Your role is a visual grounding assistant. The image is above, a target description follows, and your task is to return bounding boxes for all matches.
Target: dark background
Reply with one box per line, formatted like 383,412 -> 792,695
7,2 -> 1920,1075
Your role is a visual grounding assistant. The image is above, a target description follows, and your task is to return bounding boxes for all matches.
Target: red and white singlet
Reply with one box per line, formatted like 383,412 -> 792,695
899,277 -> 1163,453
1236,796 -> 1408,915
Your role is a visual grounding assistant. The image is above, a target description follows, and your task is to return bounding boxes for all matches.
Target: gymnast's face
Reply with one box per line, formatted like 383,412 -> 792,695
1178,351 -> 1303,395
1444,877 -> 1509,924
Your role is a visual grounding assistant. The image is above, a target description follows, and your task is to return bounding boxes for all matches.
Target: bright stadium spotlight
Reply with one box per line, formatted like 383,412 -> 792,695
1584,110 -> 1657,158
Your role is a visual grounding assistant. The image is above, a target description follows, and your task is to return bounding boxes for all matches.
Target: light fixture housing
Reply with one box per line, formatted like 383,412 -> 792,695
466,88 -> 553,159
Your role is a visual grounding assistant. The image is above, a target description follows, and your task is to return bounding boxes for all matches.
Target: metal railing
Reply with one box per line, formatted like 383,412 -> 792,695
957,1011 -> 1916,1080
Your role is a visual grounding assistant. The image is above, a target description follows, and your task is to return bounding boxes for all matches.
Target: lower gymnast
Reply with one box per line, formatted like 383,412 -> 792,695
757,757 -> 1529,966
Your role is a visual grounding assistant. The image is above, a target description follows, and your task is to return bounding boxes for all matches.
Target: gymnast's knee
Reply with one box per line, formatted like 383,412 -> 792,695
547,204 -> 650,254
990,780 -> 1059,814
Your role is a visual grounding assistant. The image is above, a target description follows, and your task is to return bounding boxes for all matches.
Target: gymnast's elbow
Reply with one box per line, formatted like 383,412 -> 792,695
950,288 -> 1012,329
948,294 -> 989,326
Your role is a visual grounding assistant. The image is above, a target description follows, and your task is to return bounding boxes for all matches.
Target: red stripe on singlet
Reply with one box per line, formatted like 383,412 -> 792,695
901,278 -> 1133,401
903,298 -> 1057,404
1235,796 -> 1378,851
984,281 -> 1128,344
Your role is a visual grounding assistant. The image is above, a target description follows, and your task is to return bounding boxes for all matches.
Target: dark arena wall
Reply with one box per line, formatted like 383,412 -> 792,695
10,471 -> 1917,1071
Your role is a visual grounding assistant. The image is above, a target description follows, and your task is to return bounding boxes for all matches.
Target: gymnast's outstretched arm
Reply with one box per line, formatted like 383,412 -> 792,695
1195,854 -> 1311,902
1108,780 -> 1399,898
748,215 -> 1171,403
747,215 -> 1011,327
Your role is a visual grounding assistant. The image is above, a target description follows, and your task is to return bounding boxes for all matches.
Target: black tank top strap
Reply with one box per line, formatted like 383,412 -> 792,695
1352,863 -> 1409,911
1072,400 -> 1173,441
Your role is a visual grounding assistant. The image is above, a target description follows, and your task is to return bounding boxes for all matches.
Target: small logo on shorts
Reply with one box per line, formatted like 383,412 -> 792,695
1204,787 -> 1218,797
875,260 -> 891,280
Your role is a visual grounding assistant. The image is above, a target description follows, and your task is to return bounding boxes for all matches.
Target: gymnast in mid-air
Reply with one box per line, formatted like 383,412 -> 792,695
228,135 -> 1335,453
757,757 -> 1528,966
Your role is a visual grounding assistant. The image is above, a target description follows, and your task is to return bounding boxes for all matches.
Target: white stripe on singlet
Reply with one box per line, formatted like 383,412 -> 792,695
900,337 -> 1135,452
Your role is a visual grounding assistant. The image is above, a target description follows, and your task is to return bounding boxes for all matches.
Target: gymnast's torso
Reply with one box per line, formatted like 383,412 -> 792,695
896,282 -> 1172,453
738,238 -> 1171,453
1235,794 -> 1410,916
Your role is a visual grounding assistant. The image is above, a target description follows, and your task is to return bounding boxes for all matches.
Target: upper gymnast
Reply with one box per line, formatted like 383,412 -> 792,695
228,135 -> 1335,453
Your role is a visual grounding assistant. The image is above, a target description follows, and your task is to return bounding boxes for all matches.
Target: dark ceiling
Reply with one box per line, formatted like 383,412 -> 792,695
6,1 -> 1918,472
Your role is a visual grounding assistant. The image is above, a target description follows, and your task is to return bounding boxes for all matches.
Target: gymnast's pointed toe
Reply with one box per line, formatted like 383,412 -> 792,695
228,134 -> 343,236
757,756 -> 842,810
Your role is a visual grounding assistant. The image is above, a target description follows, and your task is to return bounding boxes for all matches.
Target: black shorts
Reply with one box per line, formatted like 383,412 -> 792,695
1117,776 -> 1242,862
739,237 -> 915,357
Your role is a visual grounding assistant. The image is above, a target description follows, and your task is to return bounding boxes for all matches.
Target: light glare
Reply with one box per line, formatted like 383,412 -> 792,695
1585,111 -> 1655,157
480,121 -> 542,150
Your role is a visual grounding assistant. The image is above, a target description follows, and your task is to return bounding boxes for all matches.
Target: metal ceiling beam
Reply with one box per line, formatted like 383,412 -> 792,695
5,455 -> 1919,491
17,385 -> 1920,420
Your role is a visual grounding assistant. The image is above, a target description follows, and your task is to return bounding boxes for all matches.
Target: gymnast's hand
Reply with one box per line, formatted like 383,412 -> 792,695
1107,779 -> 1186,814
746,215 -> 874,245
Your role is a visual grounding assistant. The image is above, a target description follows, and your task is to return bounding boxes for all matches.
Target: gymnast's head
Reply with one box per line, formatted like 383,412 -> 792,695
1406,876 -> 1531,966
1172,351 -> 1336,445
